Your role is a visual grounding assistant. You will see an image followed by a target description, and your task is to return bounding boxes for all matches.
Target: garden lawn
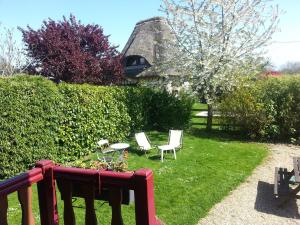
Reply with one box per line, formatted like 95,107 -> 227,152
6,131 -> 267,225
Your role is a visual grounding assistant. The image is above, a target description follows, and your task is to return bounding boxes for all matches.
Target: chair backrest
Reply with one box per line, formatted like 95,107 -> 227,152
135,132 -> 151,151
168,130 -> 183,149
97,139 -> 109,147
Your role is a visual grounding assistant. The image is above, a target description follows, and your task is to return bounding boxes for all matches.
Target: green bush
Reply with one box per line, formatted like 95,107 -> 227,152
218,76 -> 300,142
218,86 -> 267,138
147,91 -> 194,131
0,76 -> 63,177
56,84 -> 132,161
0,75 -> 193,178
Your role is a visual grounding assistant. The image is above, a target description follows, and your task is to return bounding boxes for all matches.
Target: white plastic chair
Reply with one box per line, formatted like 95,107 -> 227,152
96,139 -> 114,163
97,139 -> 114,153
158,130 -> 183,162
97,139 -> 109,146
135,132 -> 154,155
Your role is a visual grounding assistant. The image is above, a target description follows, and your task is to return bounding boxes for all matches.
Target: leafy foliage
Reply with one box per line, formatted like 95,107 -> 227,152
218,76 -> 300,142
19,15 -> 123,84
161,0 -> 280,101
147,91 -> 195,131
0,75 -> 193,178
160,0 -> 280,129
65,159 -> 128,172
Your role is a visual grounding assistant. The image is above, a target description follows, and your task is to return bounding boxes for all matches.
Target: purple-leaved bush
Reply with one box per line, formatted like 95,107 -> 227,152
19,15 -> 123,84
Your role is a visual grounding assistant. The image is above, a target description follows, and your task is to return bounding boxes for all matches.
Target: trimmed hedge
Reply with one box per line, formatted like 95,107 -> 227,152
218,76 -> 300,142
0,75 -> 193,178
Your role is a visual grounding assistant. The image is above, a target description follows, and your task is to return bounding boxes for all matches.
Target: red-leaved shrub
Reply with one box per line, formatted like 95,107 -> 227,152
19,15 -> 123,84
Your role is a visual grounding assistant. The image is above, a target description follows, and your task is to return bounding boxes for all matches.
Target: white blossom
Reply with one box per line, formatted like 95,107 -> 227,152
159,0 -> 280,103
0,24 -> 26,76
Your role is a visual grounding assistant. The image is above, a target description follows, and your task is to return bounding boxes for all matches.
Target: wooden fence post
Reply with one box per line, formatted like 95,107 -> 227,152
0,194 -> 8,225
134,169 -> 160,225
35,160 -> 59,225
18,186 -> 35,225
109,187 -> 123,225
59,180 -> 75,225
82,184 -> 97,225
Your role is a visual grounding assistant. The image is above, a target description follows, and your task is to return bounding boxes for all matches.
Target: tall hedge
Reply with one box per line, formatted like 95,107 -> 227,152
218,76 -> 300,142
0,75 -> 193,178
0,76 -> 63,177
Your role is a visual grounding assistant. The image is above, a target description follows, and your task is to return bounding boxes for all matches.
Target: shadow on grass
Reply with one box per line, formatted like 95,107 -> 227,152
147,132 -> 168,143
191,122 -> 206,126
192,115 -> 207,119
148,155 -> 161,161
189,127 -> 290,145
129,147 -> 162,162
187,127 -> 248,143
254,181 -> 300,218
128,147 -> 146,157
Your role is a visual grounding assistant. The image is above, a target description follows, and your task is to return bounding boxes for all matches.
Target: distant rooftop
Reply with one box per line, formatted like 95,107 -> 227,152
122,17 -> 177,79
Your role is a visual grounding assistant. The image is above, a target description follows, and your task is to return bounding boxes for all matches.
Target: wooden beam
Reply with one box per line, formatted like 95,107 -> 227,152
59,180 -> 75,225
0,194 -> 8,225
81,184 -> 97,225
18,186 -> 35,225
109,187 -> 123,225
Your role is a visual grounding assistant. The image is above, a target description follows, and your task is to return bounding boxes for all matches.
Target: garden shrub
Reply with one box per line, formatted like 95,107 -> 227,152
147,90 -> 194,131
56,84 -> 132,161
218,76 -> 300,142
0,75 -> 193,178
0,76 -> 63,177
218,86 -> 267,138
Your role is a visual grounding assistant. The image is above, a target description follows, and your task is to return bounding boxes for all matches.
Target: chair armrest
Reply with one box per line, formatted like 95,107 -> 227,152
102,149 -> 115,154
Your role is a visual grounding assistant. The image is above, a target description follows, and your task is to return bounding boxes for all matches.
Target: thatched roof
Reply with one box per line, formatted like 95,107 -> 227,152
122,17 -> 177,78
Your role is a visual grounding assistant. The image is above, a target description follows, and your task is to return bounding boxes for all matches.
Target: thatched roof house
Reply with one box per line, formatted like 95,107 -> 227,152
122,17 -> 177,82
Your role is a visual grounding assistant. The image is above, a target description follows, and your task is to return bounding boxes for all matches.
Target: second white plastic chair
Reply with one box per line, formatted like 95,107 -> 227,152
158,130 -> 183,162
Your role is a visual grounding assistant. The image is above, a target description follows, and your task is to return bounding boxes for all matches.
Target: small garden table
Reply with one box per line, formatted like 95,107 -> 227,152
110,143 -> 130,151
109,143 -> 130,161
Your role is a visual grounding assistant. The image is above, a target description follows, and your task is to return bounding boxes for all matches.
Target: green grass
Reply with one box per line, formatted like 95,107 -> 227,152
5,104 -> 268,225
6,133 -> 267,225
127,132 -> 267,225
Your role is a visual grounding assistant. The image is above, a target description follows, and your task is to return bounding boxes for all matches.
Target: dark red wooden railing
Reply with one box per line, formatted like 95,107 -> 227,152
0,160 -> 164,225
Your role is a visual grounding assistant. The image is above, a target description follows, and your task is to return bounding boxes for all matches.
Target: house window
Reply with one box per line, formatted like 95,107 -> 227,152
131,59 -> 138,66
126,55 -> 150,67
124,55 -> 152,76
140,57 -> 145,65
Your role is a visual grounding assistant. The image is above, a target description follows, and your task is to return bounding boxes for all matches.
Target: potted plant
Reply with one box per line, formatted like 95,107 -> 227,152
57,156 -> 134,205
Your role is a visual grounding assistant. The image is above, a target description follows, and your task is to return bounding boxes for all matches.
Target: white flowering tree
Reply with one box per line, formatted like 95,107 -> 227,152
160,0 -> 280,130
0,24 -> 25,76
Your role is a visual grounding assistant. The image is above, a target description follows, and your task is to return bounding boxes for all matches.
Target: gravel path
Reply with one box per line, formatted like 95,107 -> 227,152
198,144 -> 300,225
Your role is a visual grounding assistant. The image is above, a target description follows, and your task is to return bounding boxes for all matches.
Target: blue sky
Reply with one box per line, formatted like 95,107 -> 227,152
0,0 -> 299,68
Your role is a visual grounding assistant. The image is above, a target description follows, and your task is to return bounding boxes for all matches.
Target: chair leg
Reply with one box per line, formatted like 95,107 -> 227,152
161,150 -> 164,162
144,151 -> 149,158
173,149 -> 176,160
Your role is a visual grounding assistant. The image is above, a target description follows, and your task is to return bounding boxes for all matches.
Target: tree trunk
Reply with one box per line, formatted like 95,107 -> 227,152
206,104 -> 213,131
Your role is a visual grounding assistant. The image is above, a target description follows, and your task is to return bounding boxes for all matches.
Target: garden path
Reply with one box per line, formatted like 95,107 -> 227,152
198,144 -> 300,225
